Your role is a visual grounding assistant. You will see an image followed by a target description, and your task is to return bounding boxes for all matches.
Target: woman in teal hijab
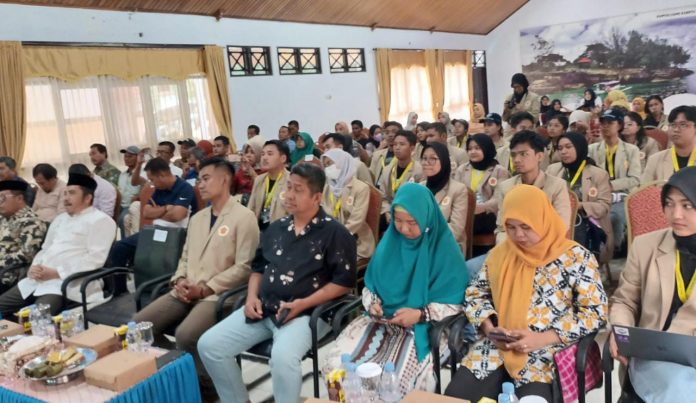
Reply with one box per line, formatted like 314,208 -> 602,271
326,183 -> 468,397
290,132 -> 315,165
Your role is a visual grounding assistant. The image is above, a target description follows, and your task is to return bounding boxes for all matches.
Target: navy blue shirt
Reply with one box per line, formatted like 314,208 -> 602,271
149,177 -> 194,210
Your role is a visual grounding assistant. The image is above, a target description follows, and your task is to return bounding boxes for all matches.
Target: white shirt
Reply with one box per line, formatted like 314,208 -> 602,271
118,170 -> 142,208
18,207 -> 116,303
93,175 -> 117,217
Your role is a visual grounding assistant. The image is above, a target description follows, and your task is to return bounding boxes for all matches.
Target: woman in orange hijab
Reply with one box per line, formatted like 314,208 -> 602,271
445,185 -> 607,402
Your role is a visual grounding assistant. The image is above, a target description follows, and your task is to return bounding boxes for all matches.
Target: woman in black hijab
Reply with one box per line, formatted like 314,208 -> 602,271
609,166 -> 696,402
419,142 -> 470,253
547,132 -> 613,265
579,88 -> 598,111
454,134 -> 510,245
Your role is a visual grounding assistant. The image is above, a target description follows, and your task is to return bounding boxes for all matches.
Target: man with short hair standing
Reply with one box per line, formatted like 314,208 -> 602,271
0,180 -> 47,293
90,143 -> 121,186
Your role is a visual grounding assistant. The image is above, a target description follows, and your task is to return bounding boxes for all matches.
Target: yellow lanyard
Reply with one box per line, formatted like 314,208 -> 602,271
676,251 -> 696,304
671,146 -> 696,172
457,136 -> 467,149
263,172 -> 282,209
470,169 -> 485,193
508,156 -> 514,174
391,160 -> 413,194
606,144 -> 618,179
328,192 -> 342,218
567,160 -> 587,189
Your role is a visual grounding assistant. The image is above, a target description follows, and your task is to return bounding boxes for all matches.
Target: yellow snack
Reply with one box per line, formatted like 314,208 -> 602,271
46,351 -> 61,364
64,352 -> 84,366
60,347 -> 77,362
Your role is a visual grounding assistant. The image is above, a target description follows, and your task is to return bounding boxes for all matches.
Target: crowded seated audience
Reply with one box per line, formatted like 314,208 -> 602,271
445,185 -> 607,402
622,111 -> 660,170
0,174 -> 115,317
247,140 -> 290,231
378,130 -> 423,229
426,122 -> 468,172
369,121 -> 402,183
642,105 -> 696,183
327,182 -> 467,397
198,163 -> 356,403
610,167 -> 696,400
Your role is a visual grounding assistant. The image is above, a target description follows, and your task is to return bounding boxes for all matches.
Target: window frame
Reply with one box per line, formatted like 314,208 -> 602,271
328,48 -> 366,73
277,47 -> 322,75
226,45 -> 273,77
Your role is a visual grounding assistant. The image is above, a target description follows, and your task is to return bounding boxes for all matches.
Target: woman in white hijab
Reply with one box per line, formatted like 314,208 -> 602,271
438,111 -> 455,136
321,149 -> 376,259
405,112 -> 419,130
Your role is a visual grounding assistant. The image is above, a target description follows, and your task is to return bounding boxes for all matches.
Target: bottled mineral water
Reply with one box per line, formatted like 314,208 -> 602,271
125,321 -> 140,351
502,382 -> 520,403
378,361 -> 400,403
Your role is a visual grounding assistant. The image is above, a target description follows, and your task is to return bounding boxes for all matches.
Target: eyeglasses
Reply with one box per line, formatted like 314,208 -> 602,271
420,156 -> 440,165
669,122 -> 694,130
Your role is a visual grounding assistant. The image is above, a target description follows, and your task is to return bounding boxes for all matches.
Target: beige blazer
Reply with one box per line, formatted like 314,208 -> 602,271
610,228 -> 696,336
494,171 -> 571,243
247,170 -> 289,223
355,159 -> 373,184
420,179 -> 470,253
493,137 -> 512,173
635,136 -> 661,171
641,148 -> 676,184
502,91 -> 541,124
541,143 -> 562,171
588,139 -> 641,193
378,160 -> 424,214
454,163 -> 511,214
369,148 -> 391,186
321,178 -> 376,259
170,198 -> 259,301
448,144 -> 469,173
547,162 -> 614,262
447,136 -> 468,150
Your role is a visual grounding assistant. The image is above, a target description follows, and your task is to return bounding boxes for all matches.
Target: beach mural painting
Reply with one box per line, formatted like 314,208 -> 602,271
520,6 -> 696,109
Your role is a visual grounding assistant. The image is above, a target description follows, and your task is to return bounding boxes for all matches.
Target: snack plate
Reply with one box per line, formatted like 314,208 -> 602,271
21,347 -> 97,385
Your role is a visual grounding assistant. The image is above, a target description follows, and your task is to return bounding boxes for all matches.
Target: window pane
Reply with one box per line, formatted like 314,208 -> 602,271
60,87 -> 106,154
186,77 -> 219,140
444,63 -> 471,120
388,65 -> 433,122
150,83 -> 184,142
107,83 -> 148,146
24,81 -> 62,168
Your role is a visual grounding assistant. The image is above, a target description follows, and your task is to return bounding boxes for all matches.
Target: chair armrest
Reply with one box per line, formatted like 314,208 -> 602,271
134,274 -> 172,311
602,337 -> 614,372
575,331 -> 599,372
215,285 -> 248,323
61,267 -> 112,300
78,268 -> 132,305
331,296 -> 363,337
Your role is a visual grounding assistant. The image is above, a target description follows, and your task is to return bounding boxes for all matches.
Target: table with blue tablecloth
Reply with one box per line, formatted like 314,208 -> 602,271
0,350 -> 201,403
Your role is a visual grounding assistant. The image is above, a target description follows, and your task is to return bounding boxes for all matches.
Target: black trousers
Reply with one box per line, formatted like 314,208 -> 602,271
0,285 -> 64,319
445,366 -> 554,402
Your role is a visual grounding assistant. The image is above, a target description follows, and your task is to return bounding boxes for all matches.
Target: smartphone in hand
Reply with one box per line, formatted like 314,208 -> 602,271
488,331 -> 519,343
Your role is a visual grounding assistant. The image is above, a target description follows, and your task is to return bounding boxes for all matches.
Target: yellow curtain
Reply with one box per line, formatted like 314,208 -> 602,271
23,46 -> 205,81
375,49 -> 392,124
203,45 -> 235,152
0,42 -> 26,164
425,49 -> 445,120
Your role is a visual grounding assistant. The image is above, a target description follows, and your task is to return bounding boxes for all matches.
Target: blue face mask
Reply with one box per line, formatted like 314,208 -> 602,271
373,133 -> 383,142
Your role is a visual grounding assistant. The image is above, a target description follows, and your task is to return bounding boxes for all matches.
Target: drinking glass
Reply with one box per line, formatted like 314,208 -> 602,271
137,322 -> 154,352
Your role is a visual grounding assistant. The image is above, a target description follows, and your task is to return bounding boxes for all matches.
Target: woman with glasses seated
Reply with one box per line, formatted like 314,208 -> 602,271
547,132 -> 613,268
326,183 -> 468,398
609,166 -> 696,401
445,185 -> 607,402
454,134 -> 511,245
420,142 -> 470,253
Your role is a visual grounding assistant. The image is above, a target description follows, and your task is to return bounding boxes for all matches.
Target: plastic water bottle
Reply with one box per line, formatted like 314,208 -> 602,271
126,321 -> 140,352
341,353 -> 352,370
502,382 -> 520,403
498,393 -> 511,403
343,363 -> 365,403
378,361 -> 400,403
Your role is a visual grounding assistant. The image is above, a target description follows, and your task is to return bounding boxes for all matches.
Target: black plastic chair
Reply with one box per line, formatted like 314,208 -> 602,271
447,316 -> 602,403
76,225 -> 187,329
214,288 -> 361,398
602,340 -> 646,403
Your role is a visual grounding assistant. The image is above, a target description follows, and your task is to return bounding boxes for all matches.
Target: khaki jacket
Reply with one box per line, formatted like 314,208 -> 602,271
502,91 -> 541,124
610,228 -> 696,336
634,136 -> 661,171
454,163 -> 511,214
369,148 -> 391,187
355,160 -> 373,184
321,178 -> 376,259
494,171 -> 571,243
448,144 -> 469,173
641,148 -> 678,184
247,170 -> 290,223
420,179 -> 470,253
588,139 -> 641,193
547,162 -> 614,262
170,198 -> 259,301
378,160 -> 424,214
447,135 -> 468,150
542,143 -> 562,171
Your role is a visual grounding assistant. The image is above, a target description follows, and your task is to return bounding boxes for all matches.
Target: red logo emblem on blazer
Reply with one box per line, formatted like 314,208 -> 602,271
488,177 -> 498,187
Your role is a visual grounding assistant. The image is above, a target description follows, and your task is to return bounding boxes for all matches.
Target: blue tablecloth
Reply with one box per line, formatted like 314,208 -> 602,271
0,353 -> 201,403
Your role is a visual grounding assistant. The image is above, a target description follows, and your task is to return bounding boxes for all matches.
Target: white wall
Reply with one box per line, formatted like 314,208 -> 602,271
485,0 -> 696,115
0,3 -> 487,148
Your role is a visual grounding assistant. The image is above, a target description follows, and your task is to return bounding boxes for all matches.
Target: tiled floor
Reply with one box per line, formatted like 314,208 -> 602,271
238,259 -> 628,403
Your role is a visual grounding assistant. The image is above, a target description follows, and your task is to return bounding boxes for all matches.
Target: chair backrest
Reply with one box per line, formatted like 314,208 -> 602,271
646,128 -> 669,150
133,225 -> 187,288
464,187 -> 475,259
138,182 -> 156,230
366,184 -> 382,242
567,190 -> 579,240
113,188 -> 122,221
625,181 -> 668,247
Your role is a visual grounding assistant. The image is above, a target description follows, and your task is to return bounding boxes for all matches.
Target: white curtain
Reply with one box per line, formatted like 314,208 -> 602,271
23,74 -> 218,178
443,60 -> 472,121
387,64 -> 434,124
